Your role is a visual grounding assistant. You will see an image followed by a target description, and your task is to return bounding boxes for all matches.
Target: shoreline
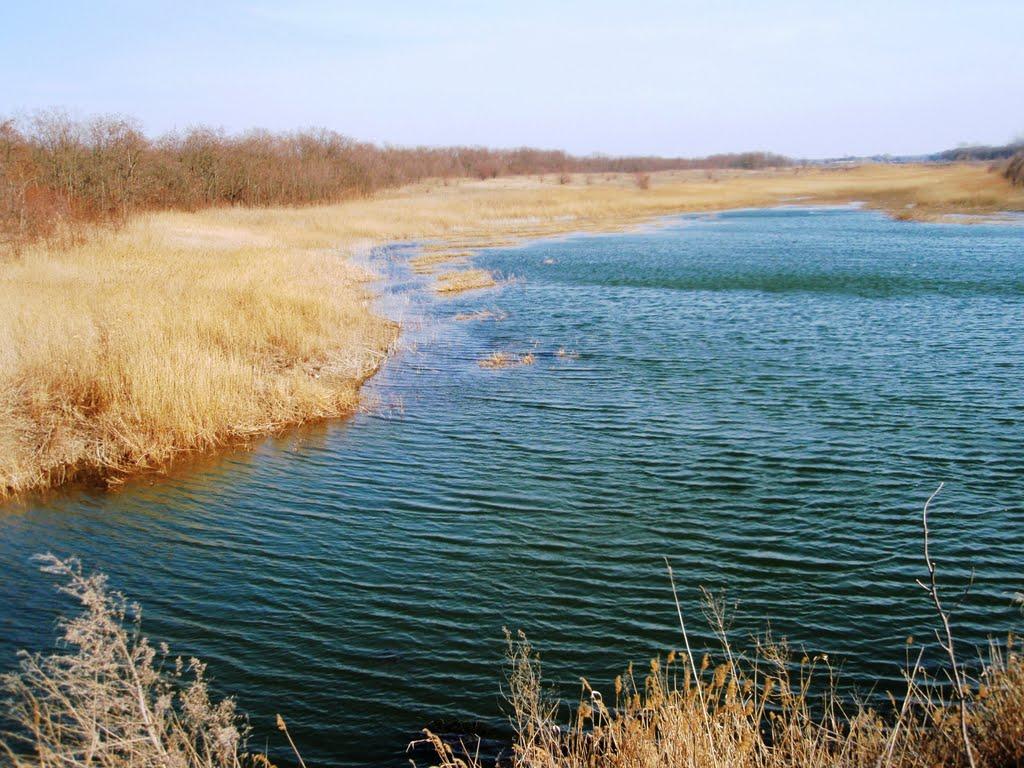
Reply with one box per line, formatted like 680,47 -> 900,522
3,163 -> 1023,502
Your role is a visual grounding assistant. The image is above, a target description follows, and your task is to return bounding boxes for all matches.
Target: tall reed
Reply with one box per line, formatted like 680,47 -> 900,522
420,492 -> 1024,768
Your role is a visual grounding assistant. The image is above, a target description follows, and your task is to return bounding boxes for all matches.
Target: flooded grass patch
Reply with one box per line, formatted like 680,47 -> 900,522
435,269 -> 498,295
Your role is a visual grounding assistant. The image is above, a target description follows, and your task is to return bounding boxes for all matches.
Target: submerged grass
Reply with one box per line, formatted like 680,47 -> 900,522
410,251 -> 475,274
2,163 -> 1022,499
478,352 -> 536,369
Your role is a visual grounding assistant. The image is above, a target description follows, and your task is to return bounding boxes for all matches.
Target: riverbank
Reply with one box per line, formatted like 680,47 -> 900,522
2,163 -> 1021,500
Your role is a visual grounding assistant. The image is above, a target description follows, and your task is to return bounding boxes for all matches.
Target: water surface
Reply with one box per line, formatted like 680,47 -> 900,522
2,207 -> 1023,766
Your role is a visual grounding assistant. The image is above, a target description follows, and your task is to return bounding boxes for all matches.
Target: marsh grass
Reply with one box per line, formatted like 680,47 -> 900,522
4,163 -> 1023,500
478,352 -> 536,369
421,621 -> 1024,768
436,269 -> 498,295
410,251 -> 475,274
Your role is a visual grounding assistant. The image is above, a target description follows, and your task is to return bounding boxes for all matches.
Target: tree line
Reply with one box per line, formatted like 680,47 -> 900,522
0,111 -> 791,252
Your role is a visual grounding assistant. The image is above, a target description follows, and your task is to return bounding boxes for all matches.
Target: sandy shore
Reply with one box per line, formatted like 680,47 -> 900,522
2,163 -> 1022,500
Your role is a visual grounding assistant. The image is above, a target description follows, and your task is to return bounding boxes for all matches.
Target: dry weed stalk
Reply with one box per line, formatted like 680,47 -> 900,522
915,483 -> 977,768
419,492 -> 1024,768
0,555 -> 253,768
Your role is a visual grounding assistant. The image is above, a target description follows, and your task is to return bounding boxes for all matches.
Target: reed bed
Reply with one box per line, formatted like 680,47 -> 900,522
420,624 -> 1023,768
3,163 -> 1023,500
436,269 -> 498,295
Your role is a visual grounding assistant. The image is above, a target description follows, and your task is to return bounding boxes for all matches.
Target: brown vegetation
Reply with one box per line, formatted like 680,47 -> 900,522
3,162 -> 1023,501
1004,153 -> 1024,187
478,351 -> 536,369
0,112 -> 791,254
436,269 -> 498,295
422,493 -> 1024,768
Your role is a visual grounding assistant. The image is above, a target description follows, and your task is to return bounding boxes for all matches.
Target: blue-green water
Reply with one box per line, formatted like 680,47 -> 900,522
2,206 -> 1023,766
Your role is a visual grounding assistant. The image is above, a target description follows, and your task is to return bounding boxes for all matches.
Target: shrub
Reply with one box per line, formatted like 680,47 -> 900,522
0,555 -> 255,768
1004,152 -> 1024,187
0,110 -> 795,253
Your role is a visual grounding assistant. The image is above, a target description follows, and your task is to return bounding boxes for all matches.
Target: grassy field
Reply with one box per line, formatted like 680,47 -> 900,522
2,163 -> 1022,500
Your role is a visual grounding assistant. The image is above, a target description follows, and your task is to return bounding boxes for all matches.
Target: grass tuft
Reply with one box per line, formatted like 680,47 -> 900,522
436,269 -> 498,295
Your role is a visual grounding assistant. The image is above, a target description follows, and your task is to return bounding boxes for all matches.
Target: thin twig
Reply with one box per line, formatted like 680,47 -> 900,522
915,483 -> 977,768
665,557 -> 720,767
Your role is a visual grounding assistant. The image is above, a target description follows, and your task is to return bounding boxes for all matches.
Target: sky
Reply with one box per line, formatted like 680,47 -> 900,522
2,0 -> 1023,159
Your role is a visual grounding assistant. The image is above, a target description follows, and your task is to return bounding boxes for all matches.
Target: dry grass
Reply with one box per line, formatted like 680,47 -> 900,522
0,555 -> 256,768
3,163 -> 1021,499
410,251 -> 475,274
4,494 -> 1023,768
478,352 -> 536,369
420,492 -> 1024,768
435,269 -> 498,295
421,625 -> 1023,768
0,215 -> 398,499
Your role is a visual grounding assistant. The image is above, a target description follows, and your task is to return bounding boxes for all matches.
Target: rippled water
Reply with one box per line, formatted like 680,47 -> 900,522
2,206 -> 1023,766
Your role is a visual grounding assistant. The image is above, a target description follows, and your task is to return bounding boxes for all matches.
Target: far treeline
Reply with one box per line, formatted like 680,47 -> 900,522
932,141 -> 1024,187
0,112 -> 789,252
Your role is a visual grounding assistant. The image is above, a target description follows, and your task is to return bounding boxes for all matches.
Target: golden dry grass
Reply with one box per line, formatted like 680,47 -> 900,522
478,351 -> 536,369
0,216 -> 398,498
409,250 -> 475,274
2,163 -> 1021,499
435,268 -> 498,295
422,626 -> 1024,768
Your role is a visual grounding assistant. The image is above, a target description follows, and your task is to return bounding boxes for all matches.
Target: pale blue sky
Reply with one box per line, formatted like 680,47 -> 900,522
2,1 -> 1022,158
